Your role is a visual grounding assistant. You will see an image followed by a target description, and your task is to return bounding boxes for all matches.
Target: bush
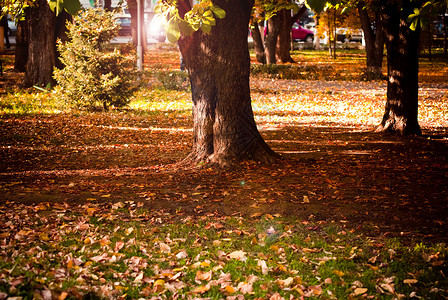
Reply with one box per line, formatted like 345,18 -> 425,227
53,9 -> 138,110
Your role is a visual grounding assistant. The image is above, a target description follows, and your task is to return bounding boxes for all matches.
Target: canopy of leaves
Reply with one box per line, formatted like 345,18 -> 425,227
155,0 -> 226,42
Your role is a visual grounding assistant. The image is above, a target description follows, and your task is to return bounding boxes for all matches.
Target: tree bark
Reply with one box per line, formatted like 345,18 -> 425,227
178,0 -> 278,166
128,0 -> 147,53
275,6 -> 307,63
265,15 -> 280,64
251,22 -> 266,64
276,9 -> 294,63
23,0 -> 57,87
14,20 -> 28,72
377,0 -> 421,135
358,1 -> 384,80
54,11 -> 72,69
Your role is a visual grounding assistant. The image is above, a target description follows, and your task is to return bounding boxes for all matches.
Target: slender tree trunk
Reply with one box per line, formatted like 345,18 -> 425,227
275,6 -> 307,63
23,0 -> 56,87
14,20 -> 28,72
377,0 -> 421,135
265,15 -> 280,64
358,1 -> 384,79
128,0 -> 147,53
251,23 -> 266,64
276,9 -> 294,63
54,11 -> 72,69
178,0 -> 278,166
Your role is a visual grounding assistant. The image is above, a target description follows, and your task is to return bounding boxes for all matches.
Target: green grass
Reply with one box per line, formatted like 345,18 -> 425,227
0,201 -> 446,299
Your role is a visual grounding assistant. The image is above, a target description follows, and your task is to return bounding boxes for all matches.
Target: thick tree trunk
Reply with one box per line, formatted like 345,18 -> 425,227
23,0 -> 56,87
377,0 -> 421,135
265,15 -> 280,64
14,20 -> 28,72
178,0 -> 278,166
251,23 -> 266,64
358,1 -> 384,80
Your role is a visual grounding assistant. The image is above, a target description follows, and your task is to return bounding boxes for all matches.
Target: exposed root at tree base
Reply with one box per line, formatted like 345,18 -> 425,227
179,148 -> 282,168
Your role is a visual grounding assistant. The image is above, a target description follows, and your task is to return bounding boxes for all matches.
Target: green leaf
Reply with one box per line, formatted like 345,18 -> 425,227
63,0 -> 82,15
47,0 -> 81,15
210,4 -> 225,19
179,19 -> 195,36
306,0 -> 326,13
166,17 -> 181,43
200,22 -> 212,34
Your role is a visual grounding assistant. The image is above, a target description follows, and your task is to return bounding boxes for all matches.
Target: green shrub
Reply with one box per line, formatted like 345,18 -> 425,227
53,9 -> 138,110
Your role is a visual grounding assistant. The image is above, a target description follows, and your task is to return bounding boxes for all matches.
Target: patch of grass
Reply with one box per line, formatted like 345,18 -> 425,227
0,91 -> 65,115
0,201 -> 447,299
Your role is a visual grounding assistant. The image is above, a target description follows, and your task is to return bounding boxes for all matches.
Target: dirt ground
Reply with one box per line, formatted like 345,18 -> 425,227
1,105 -> 447,243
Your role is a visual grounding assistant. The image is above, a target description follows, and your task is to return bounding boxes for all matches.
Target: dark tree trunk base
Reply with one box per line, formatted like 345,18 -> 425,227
376,117 -> 422,136
181,141 -> 281,168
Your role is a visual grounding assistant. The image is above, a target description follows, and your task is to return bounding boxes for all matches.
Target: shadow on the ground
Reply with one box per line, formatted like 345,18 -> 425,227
0,116 -> 447,242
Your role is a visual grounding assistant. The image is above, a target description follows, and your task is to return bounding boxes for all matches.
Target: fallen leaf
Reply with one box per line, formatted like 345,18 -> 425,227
403,279 -> 418,284
228,250 -> 247,261
258,259 -> 268,275
196,270 -> 212,281
353,287 -> 368,295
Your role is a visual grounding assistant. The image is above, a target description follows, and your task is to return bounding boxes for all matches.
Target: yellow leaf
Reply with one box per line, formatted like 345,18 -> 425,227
84,237 -> 92,244
86,207 -> 96,216
59,292 -> 68,300
224,285 -> 235,294
193,285 -> 210,293
154,279 -> 165,286
353,287 -> 368,295
67,259 -> 74,269
40,233 -> 50,241
84,261 -> 93,267
333,270 -> 344,277
200,261 -> 210,267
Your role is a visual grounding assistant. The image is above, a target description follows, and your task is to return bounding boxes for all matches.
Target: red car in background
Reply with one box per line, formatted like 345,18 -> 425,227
292,23 -> 314,43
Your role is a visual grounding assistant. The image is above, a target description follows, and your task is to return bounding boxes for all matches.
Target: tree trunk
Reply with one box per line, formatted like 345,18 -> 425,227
14,20 -> 28,72
178,0 -> 278,166
265,15 -> 280,64
377,0 -> 421,135
23,0 -> 56,87
128,0 -> 147,53
54,11 -> 72,69
251,22 -> 266,64
275,6 -> 307,63
276,9 -> 294,63
358,1 -> 384,80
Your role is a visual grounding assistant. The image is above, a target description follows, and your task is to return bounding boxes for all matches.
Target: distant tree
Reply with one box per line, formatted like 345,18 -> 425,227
311,0 -> 442,135
156,0 -> 279,165
4,0 -> 80,87
357,0 -> 384,79
250,0 -> 306,64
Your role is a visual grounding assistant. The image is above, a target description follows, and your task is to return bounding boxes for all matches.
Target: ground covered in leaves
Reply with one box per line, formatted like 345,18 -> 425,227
0,47 -> 447,299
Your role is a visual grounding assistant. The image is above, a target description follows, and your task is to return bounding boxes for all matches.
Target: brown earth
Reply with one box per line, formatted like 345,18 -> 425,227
1,48 -> 448,243
0,110 -> 447,243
